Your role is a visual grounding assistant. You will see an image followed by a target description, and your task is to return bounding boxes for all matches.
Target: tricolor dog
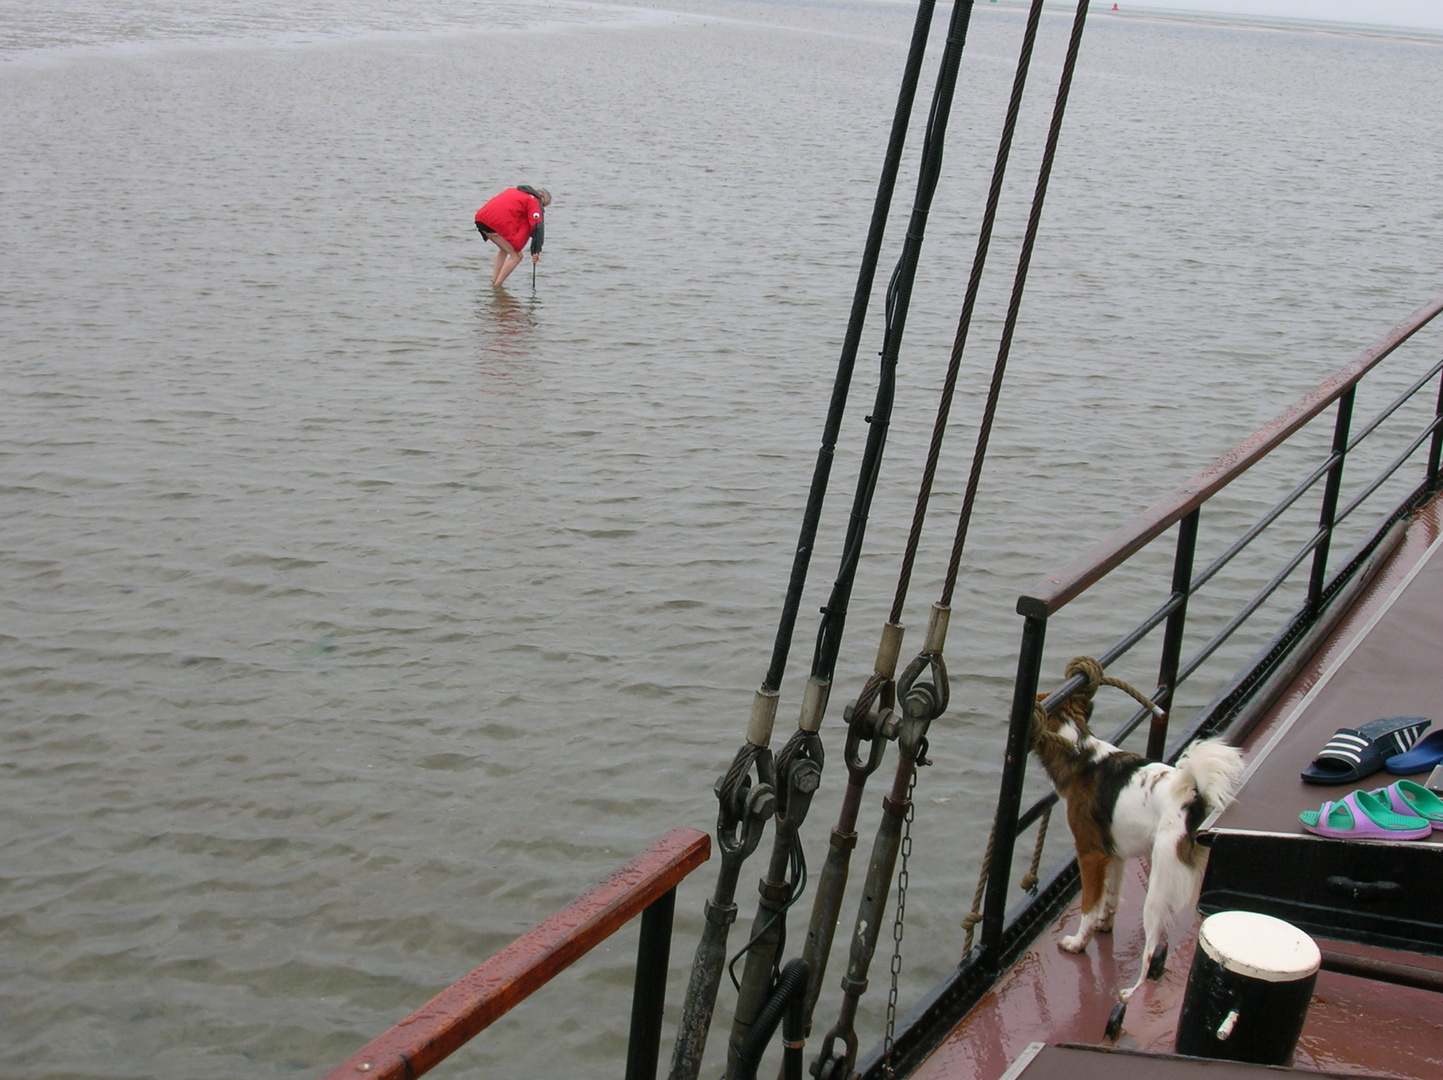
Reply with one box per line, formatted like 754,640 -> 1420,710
1033,691 -> 1245,1000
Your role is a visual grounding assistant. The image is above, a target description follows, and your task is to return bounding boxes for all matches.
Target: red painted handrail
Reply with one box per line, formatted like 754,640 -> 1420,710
322,826 -> 711,1080
1019,290 -> 1443,618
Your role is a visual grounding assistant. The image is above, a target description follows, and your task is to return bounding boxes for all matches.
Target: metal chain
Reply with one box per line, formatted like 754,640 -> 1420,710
882,768 -> 918,1078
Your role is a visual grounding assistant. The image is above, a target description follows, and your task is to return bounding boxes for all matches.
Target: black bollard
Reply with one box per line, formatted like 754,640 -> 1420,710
1175,911 -> 1320,1065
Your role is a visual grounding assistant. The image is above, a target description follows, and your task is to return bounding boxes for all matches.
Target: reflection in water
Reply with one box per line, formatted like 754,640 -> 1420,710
475,286 -> 539,369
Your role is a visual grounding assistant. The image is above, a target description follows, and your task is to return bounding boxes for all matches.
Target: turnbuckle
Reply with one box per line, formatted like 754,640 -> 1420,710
811,1022 -> 858,1080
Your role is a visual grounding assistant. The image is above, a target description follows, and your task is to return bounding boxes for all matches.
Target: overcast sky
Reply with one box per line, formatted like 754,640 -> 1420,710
1112,1 -> 1443,30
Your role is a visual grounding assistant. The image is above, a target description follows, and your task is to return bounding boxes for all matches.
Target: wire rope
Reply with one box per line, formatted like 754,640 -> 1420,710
760,0 -> 944,695
810,0 -> 981,687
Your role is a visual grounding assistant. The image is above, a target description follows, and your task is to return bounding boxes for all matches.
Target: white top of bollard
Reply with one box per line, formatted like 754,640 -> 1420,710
1198,910 -> 1322,982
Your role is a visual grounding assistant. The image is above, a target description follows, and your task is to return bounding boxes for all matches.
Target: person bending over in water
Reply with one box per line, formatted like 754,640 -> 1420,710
474,185 -> 550,287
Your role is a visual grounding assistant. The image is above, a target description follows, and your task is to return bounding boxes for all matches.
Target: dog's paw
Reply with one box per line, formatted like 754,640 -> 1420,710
1059,934 -> 1088,953
1118,985 -> 1136,1002
1096,915 -> 1115,933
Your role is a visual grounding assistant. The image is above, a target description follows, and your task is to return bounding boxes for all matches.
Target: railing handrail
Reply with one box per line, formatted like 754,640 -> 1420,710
322,826 -> 711,1080
1018,290 -> 1443,619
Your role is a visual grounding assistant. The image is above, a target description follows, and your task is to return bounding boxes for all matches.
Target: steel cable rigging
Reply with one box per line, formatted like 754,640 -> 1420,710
668,2 -> 1098,1077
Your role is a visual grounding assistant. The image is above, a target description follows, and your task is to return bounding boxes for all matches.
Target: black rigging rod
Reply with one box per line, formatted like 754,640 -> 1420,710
760,0 -> 943,698
666,3 -> 948,1077
721,0 -> 981,1074
734,2 -> 982,1071
800,0 -> 1053,1023
812,0 -> 1099,1074
732,0 -> 982,1072
810,0 -> 979,690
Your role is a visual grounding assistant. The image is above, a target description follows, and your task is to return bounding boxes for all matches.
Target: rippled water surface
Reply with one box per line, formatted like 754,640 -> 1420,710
3,1 -> 1441,1076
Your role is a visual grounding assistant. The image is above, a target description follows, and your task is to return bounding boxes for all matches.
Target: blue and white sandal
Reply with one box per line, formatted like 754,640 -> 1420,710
1301,716 -> 1431,786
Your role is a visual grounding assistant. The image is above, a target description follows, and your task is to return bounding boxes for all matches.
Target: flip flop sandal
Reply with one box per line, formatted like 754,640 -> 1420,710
1300,715 -> 1431,785
1371,779 -> 1443,830
1299,789 -> 1434,840
1385,729 -> 1443,775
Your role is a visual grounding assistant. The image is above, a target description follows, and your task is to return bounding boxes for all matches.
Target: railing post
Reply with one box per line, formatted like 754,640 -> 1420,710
1148,509 -> 1199,761
626,887 -> 677,1080
980,613 -> 1048,960
1428,366 -> 1443,489
1307,387 -> 1355,613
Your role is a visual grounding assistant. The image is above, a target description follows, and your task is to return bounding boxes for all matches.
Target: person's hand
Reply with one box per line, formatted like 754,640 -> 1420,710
531,253 -> 541,264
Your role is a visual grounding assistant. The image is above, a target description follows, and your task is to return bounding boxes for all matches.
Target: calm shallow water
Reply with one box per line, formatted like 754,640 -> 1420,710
2,1 -> 1441,1076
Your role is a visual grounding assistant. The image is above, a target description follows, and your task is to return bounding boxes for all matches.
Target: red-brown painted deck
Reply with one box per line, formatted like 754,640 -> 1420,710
996,1044 -> 1384,1080
909,496 -> 1443,1080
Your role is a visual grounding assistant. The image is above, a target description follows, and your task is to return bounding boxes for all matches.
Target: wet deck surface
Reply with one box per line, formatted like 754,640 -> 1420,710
910,496 -> 1443,1080
996,1044 -> 1382,1080
1215,514 -> 1443,843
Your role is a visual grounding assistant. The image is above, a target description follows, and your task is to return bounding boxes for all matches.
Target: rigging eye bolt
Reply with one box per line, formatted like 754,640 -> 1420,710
717,782 -> 775,861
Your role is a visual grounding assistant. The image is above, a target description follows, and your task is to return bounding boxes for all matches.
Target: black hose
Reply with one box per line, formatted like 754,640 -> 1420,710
780,961 -> 807,1080
732,958 -> 811,1080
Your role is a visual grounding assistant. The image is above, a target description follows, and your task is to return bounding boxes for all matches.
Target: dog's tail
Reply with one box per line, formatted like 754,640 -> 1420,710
1175,737 -> 1246,814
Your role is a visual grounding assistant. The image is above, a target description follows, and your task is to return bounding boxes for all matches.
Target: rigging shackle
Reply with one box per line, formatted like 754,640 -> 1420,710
715,745 -> 776,861
672,745 -> 779,1080
897,650 -> 949,724
841,697 -> 896,779
896,603 -> 951,724
670,747 -> 778,1080
797,669 -> 893,1042
842,622 -> 905,778
774,728 -> 825,821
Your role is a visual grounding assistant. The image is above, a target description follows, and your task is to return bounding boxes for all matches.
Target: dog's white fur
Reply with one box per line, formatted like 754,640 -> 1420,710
1034,694 -> 1245,1001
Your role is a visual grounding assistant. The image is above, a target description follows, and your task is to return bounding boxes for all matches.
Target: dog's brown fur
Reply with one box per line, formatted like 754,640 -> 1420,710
1034,694 -> 1119,927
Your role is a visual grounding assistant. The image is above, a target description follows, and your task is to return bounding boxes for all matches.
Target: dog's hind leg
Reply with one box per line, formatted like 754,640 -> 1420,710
1096,857 -> 1124,933
1060,851 -> 1112,953
1120,837 -> 1195,1000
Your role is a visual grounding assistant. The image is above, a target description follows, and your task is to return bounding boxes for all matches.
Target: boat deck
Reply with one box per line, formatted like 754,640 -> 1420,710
995,1044 -> 1384,1080
909,495 -> 1443,1080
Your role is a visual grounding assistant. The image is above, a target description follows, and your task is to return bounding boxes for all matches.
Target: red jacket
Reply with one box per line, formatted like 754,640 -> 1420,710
474,188 -> 544,252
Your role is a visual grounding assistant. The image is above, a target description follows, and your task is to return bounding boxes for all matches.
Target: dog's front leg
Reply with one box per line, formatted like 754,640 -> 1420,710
1096,857 -> 1124,932
1060,850 -> 1112,953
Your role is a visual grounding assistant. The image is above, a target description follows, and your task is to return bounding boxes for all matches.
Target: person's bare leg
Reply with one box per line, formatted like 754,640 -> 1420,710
487,235 -> 521,286
493,250 -> 523,286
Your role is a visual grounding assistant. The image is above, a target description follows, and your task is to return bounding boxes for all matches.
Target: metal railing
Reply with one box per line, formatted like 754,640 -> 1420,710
321,827 -> 710,1080
864,291 -> 1443,1078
